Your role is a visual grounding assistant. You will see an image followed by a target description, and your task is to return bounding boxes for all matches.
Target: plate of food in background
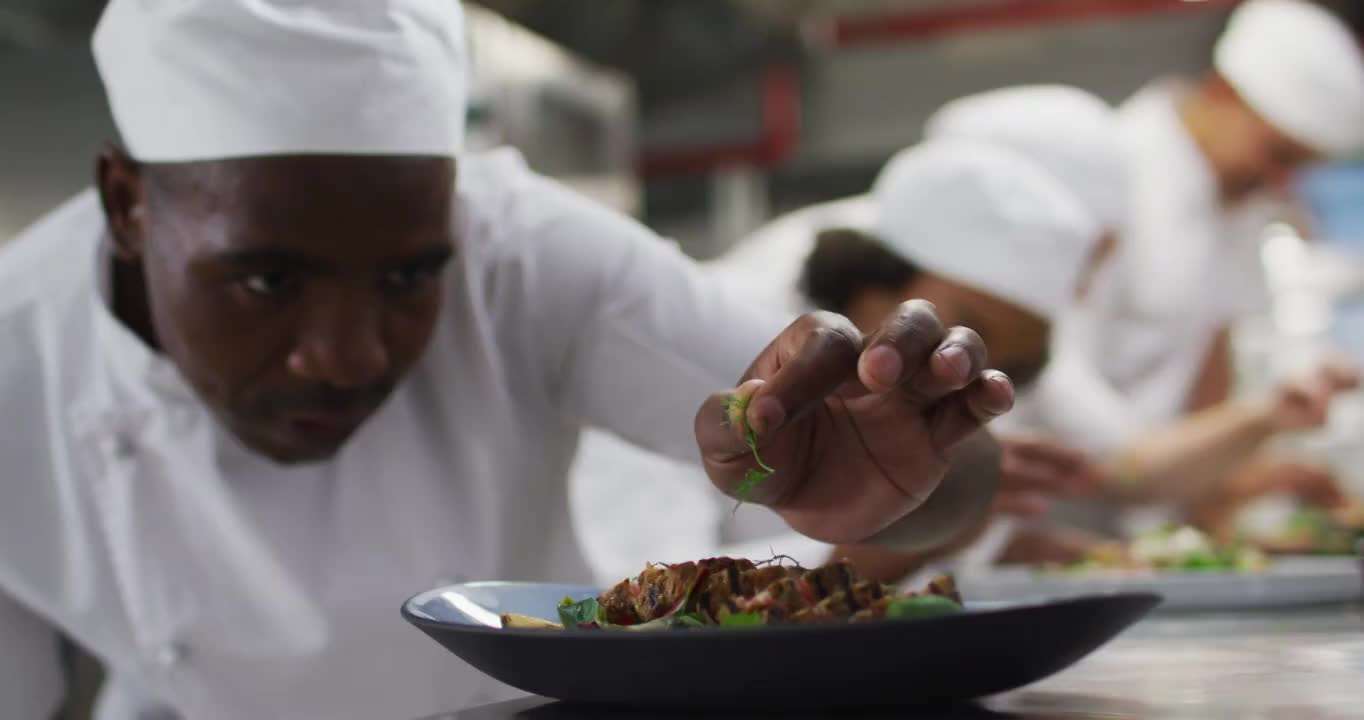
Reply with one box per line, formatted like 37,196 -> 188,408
955,525 -> 1362,612
1255,504 -> 1364,556
401,557 -> 1159,710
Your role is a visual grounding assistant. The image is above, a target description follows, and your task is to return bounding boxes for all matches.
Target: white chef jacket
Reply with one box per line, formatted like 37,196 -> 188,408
569,198 -> 874,585
0,148 -> 784,719
1008,80 -> 1274,455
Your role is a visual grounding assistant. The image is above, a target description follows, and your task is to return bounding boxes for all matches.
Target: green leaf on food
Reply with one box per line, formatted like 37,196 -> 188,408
669,613 -> 707,628
557,596 -> 602,628
723,394 -> 775,506
719,612 -> 764,627
887,595 -> 962,619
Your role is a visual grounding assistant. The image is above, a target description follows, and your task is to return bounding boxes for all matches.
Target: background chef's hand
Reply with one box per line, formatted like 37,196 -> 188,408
996,524 -> 1105,566
1191,460 -> 1349,540
997,434 -> 1104,513
1227,460 -> 1348,508
1267,359 -> 1359,431
695,302 -> 1014,545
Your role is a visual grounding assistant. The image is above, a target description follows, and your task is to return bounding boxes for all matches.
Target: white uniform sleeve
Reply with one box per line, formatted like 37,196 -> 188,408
1012,346 -> 1150,456
0,591 -> 65,719
491,170 -> 788,462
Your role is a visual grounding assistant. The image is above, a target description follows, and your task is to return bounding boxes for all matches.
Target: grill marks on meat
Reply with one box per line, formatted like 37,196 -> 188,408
595,557 -> 958,627
598,558 -> 757,626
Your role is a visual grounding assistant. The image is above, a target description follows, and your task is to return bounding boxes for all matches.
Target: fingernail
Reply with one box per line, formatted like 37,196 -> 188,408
986,371 -> 1015,415
937,345 -> 971,383
862,345 -> 903,388
749,395 -> 786,436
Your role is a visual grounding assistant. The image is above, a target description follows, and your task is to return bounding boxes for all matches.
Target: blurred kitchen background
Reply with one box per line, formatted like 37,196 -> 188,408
4,2 -> 1364,716
7,0 -> 1364,470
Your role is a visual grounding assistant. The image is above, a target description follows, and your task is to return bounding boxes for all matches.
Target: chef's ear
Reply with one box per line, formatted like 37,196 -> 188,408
96,142 -> 147,261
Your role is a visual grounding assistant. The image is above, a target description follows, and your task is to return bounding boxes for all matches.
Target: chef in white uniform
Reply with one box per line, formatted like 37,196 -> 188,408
1018,0 -> 1364,455
0,2 -> 1018,718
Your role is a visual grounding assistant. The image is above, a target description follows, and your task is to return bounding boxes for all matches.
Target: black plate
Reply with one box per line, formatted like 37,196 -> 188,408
402,582 -> 1160,710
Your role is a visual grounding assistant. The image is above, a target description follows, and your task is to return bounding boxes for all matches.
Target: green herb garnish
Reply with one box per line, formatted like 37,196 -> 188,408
669,613 -> 707,628
723,394 -> 775,504
886,595 -> 962,619
719,612 -> 764,627
557,596 -> 603,628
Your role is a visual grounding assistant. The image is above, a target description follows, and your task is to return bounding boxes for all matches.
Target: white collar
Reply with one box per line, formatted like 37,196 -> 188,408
91,233 -> 199,406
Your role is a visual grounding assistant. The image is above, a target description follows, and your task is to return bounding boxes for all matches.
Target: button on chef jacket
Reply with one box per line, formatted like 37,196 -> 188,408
1009,81 -> 1274,455
0,148 -> 784,720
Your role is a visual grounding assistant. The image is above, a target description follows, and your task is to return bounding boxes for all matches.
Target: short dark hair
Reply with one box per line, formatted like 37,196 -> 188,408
798,227 -> 919,315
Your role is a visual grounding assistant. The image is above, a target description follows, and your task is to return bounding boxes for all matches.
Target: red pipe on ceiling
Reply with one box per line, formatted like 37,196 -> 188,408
639,0 -> 1245,177
825,0 -> 1241,49
639,64 -> 801,178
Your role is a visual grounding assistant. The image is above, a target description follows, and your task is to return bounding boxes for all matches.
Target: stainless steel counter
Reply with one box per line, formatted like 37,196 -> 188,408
432,605 -> 1364,720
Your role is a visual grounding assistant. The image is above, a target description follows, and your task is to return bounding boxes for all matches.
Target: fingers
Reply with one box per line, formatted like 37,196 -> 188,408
1315,355 -> 1361,391
1276,359 -> 1361,428
1001,454 -> 1084,496
695,379 -> 765,460
1002,436 -> 1088,472
857,301 -> 985,404
1276,376 -> 1333,429
1281,467 -> 1348,509
1246,463 -> 1348,509
744,312 -> 863,435
992,491 -> 1051,517
929,371 -> 1015,453
1000,435 -> 1103,495
914,326 -> 989,401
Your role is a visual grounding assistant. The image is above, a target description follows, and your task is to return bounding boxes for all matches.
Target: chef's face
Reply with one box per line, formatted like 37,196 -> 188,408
848,274 -> 1051,388
96,146 -> 456,463
1199,75 -> 1321,205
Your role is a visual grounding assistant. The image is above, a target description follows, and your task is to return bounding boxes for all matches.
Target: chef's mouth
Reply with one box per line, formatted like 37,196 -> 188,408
276,405 -> 377,444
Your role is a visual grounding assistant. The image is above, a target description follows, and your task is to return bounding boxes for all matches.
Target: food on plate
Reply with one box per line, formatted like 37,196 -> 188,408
1259,504 -> 1364,555
500,613 -> 562,630
1048,525 -> 1268,574
498,557 -> 962,630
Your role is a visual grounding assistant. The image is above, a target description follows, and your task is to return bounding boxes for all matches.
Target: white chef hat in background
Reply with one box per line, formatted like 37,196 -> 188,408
93,0 -> 470,162
1215,0 -> 1364,157
872,140 -> 1101,319
924,85 -> 1127,231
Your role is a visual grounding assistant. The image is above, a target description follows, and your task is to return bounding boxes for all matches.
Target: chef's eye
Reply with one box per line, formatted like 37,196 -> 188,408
240,271 -> 295,297
383,261 -> 445,295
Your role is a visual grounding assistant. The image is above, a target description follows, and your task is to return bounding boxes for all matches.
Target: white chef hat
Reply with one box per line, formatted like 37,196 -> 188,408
93,0 -> 469,162
1215,0 -> 1364,157
872,140 -> 1100,318
924,85 -> 1127,230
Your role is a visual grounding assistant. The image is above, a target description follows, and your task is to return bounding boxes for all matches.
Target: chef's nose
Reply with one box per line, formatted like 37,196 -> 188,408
287,296 -> 390,388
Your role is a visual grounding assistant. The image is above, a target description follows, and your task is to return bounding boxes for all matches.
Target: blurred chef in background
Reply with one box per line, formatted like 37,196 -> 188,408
1005,0 -> 1364,536
928,83 -> 1360,541
573,73 -> 1364,586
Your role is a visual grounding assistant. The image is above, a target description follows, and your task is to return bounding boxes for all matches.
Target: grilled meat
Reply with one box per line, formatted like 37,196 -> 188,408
592,556 -> 958,628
